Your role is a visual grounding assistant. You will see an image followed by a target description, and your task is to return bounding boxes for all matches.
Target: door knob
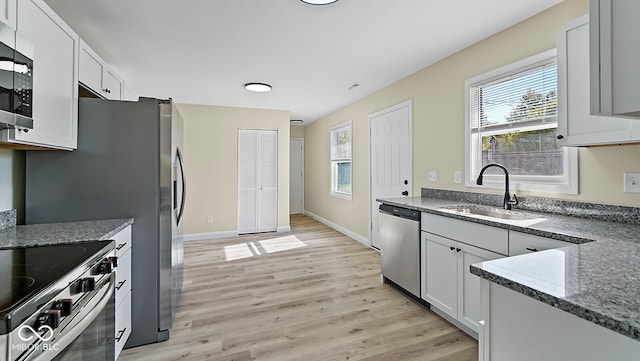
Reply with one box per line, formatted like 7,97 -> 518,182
401,190 -> 409,196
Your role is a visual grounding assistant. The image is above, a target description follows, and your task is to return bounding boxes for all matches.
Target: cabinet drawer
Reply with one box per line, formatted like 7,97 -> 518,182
509,231 -> 572,256
115,291 -> 132,359
115,247 -> 131,307
112,226 -> 131,256
422,213 -> 508,255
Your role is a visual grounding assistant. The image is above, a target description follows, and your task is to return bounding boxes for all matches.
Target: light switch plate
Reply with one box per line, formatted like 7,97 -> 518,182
623,172 -> 640,193
454,171 -> 462,184
428,171 -> 437,182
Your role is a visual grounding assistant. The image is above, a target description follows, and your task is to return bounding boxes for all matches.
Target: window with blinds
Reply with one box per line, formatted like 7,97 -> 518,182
330,121 -> 352,199
465,50 -> 577,194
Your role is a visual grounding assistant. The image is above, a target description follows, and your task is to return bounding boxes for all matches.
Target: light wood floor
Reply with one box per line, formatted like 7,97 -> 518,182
119,215 -> 478,361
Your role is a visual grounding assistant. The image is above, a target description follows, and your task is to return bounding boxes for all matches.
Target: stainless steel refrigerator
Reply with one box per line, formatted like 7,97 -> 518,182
24,97 -> 186,348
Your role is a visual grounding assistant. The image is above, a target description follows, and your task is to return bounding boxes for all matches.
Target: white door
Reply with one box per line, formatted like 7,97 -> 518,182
238,129 -> 278,234
370,100 -> 412,248
289,138 -> 304,214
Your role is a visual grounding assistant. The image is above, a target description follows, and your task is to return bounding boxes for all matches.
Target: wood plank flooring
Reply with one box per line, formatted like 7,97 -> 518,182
119,215 -> 478,361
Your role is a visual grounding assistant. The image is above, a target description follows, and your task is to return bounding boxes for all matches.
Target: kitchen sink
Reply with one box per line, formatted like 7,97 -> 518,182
438,204 -> 546,225
441,205 -> 533,220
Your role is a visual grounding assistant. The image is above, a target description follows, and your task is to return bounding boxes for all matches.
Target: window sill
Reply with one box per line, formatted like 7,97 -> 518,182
331,192 -> 353,201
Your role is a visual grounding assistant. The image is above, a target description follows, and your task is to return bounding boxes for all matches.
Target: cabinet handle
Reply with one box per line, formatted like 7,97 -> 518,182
116,243 -> 127,250
526,247 -> 540,252
456,248 -> 461,253
115,327 -> 127,342
116,280 -> 127,290
450,246 -> 455,251
556,135 -> 564,140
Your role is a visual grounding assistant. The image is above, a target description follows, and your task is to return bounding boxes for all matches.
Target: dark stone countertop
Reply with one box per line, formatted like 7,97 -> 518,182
0,218 -> 134,249
377,192 -> 640,341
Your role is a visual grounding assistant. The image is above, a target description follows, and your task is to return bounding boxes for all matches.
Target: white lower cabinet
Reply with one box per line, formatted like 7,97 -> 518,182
423,231 -> 502,335
481,281 -> 640,361
112,225 -> 132,360
509,231 -> 571,256
115,292 -> 132,358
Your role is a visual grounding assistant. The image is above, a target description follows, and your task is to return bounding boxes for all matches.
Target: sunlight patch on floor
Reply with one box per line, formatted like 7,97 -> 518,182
224,235 -> 307,261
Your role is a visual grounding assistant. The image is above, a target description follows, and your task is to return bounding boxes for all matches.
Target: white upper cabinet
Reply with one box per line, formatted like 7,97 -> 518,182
0,0 -> 16,29
557,15 -> 640,146
79,40 -> 122,100
1,0 -> 79,150
590,0 -> 640,118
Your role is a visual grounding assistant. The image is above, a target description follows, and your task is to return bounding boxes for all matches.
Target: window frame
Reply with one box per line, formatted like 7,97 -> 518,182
464,49 -> 578,195
330,121 -> 353,201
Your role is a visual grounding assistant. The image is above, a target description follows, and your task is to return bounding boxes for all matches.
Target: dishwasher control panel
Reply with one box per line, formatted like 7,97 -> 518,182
379,204 -> 420,221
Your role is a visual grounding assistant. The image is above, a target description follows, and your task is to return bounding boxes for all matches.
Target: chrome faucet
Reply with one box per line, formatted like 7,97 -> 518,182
476,163 -> 519,210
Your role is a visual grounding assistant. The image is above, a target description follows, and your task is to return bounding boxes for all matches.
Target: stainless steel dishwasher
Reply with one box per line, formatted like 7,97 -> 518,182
378,203 -> 421,298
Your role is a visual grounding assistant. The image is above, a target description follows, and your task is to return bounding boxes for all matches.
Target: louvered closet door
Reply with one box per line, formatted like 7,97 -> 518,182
238,129 -> 278,234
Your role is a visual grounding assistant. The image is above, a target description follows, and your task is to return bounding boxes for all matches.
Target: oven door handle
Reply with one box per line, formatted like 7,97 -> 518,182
31,274 -> 115,361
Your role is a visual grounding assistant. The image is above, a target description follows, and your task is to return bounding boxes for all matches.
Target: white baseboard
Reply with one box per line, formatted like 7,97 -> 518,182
184,225 -> 291,242
303,210 -> 371,247
183,230 -> 239,242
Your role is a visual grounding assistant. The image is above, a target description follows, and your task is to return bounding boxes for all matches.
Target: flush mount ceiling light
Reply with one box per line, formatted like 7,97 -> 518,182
244,82 -> 272,93
300,0 -> 339,5
290,119 -> 304,124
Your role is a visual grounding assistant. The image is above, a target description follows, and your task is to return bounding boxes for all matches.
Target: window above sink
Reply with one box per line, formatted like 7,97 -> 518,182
464,49 -> 578,195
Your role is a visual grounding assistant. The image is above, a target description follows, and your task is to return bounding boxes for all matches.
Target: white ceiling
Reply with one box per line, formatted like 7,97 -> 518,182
43,0 -> 563,123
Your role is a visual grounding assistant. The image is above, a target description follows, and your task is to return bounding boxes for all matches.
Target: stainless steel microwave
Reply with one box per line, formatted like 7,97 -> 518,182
0,26 -> 33,130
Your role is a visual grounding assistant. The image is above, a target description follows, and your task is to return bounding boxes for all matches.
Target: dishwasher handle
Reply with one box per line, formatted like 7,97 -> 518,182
379,204 -> 420,221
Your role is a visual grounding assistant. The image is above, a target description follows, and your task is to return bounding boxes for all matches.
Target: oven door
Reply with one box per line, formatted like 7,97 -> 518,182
51,274 -> 115,361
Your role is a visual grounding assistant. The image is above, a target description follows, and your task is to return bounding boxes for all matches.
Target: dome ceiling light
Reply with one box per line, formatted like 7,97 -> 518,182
300,0 -> 339,5
244,82 -> 272,93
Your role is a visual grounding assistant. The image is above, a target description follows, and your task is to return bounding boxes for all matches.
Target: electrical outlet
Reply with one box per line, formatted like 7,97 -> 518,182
428,171 -> 437,182
454,171 -> 462,184
623,172 -> 640,193
206,216 -> 213,224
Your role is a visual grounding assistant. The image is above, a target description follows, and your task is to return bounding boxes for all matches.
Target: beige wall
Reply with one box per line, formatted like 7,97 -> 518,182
176,103 -> 291,236
304,0 -> 640,243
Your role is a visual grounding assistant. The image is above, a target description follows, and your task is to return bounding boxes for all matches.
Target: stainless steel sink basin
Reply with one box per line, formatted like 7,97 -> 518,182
440,205 -> 535,221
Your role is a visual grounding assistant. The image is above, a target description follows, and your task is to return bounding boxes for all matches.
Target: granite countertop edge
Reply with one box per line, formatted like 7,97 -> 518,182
377,195 -> 640,341
0,218 -> 135,249
469,265 -> 640,341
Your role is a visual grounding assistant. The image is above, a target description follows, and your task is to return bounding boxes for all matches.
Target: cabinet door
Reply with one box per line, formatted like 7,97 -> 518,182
13,0 -> 78,149
458,243 -> 502,333
79,41 -> 104,95
115,247 -> 131,307
424,233 -> 458,319
0,0 -> 16,29
557,15 -> 634,146
509,231 -> 571,256
591,0 -> 640,118
114,291 -> 132,359
102,68 -> 122,100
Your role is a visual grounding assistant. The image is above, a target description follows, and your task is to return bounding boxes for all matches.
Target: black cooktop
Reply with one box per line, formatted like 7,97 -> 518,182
0,241 -> 114,334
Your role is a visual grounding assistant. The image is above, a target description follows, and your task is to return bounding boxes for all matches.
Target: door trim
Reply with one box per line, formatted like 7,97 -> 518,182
368,100 -> 413,247
290,138 -> 305,214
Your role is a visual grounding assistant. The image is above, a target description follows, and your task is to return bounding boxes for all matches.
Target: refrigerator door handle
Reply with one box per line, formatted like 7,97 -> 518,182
175,147 -> 187,225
